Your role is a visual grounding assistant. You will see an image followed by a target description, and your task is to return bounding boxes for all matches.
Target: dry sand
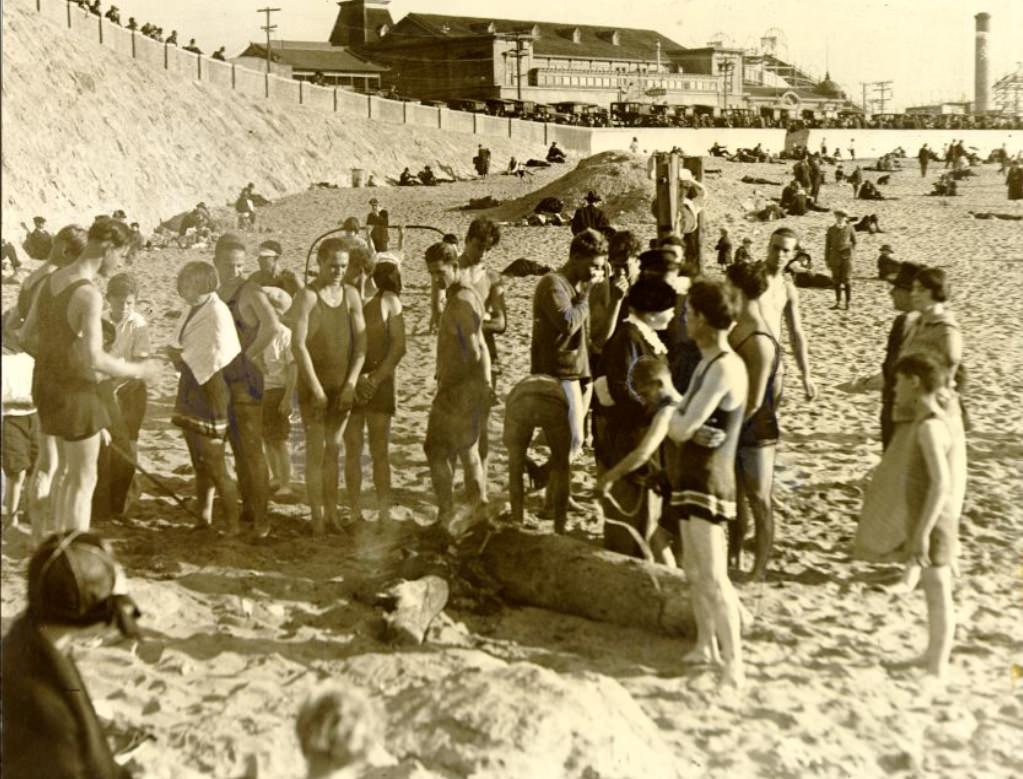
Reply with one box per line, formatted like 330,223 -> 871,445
3,153 -> 1022,778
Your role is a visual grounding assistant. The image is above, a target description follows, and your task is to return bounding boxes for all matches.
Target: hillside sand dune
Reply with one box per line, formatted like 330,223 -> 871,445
3,0 -> 1023,777
0,0 -> 548,238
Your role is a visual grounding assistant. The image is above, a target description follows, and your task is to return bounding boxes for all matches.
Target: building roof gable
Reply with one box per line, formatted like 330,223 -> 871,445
377,13 -> 686,60
238,42 -> 389,73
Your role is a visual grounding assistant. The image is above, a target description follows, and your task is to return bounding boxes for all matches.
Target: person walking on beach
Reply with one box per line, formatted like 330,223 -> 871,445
344,260 -> 405,523
825,209 -> 856,310
366,198 -> 390,252
1007,159 -> 1023,201
291,238 -> 366,534
423,241 -> 491,531
213,233 -> 278,538
725,261 -> 781,580
918,144 -> 930,177
19,220 -> 160,535
759,227 -> 817,401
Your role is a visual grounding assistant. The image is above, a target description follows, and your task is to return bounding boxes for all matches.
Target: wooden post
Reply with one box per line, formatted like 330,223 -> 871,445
477,528 -> 695,637
131,30 -> 136,59
163,43 -> 168,70
66,0 -> 71,28
264,73 -> 269,99
98,16 -> 103,45
36,0 -> 41,12
333,87 -> 338,113
473,112 -> 479,134
508,117 -> 513,139
367,94 -> 372,119
298,79 -> 303,105
231,63 -> 236,90
403,101 -> 408,124
197,54 -> 202,81
652,151 -> 680,241
437,107 -> 443,130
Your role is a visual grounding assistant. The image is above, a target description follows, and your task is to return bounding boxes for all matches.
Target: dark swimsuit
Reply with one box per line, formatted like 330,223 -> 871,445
735,330 -> 781,447
660,353 -> 745,528
222,281 -> 264,403
32,278 -> 110,441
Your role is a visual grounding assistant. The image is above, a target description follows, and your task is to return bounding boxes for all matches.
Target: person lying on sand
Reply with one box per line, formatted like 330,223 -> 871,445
290,239 -> 366,535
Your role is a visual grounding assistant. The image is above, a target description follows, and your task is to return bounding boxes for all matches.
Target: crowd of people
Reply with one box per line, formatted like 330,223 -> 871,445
71,0 -> 227,60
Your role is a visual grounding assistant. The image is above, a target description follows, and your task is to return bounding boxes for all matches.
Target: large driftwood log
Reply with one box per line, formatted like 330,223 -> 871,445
478,528 -> 694,637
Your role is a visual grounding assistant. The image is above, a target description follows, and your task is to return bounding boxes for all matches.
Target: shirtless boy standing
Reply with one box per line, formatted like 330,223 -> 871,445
290,239 -> 367,535
423,242 -> 491,530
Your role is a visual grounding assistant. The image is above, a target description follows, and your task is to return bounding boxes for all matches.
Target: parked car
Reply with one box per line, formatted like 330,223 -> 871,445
447,99 -> 489,114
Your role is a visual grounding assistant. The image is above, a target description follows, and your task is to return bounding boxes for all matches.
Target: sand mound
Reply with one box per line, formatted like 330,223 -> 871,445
1,0 -> 548,236
487,152 -> 656,225
343,653 -> 680,778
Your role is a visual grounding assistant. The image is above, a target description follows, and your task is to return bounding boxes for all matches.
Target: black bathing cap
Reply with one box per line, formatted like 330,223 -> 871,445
638,248 -> 682,274
627,276 -> 677,313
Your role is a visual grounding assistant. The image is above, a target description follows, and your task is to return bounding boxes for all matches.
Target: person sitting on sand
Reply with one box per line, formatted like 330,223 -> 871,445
2,531 -> 141,779
235,183 -> 257,229
423,241 -> 491,532
834,163 -> 845,183
344,260 -> 405,523
167,262 -> 242,534
600,280 -> 749,690
758,227 -> 817,400
857,180 -> 886,201
290,239 -> 367,535
417,165 -> 438,186
23,217 -> 53,261
547,142 -> 566,163
724,261 -> 781,581
398,167 -> 417,186
19,220 -> 160,535
885,352 -> 967,685
213,234 -> 277,538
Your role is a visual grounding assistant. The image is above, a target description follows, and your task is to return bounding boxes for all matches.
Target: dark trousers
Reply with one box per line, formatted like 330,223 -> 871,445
92,380 -> 147,519
227,398 -> 269,523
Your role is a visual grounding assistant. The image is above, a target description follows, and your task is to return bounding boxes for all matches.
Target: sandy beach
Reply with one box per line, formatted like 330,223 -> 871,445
3,149 -> 1022,778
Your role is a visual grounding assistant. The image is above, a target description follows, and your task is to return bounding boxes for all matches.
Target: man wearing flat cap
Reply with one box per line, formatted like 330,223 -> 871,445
825,209 -> 856,310
365,198 -> 390,252
3,531 -> 141,778
571,191 -> 612,237
22,216 -> 53,261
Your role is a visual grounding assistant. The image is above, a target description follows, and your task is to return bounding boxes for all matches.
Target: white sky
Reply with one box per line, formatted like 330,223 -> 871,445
120,0 -> 1023,111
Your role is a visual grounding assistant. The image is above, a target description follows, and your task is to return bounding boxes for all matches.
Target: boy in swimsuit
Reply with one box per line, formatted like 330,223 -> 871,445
599,281 -> 748,690
213,233 -> 278,538
423,242 -> 491,531
460,218 -> 506,418
889,352 -> 967,684
725,261 -> 781,580
290,239 -> 367,535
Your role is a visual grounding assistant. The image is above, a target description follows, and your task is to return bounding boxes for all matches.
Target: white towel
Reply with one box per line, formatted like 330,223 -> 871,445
177,296 -> 241,386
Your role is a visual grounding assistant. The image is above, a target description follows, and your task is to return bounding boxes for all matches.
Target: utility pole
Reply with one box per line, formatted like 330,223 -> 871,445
872,80 -> 893,114
719,58 -> 735,110
257,7 -> 280,75
502,32 -> 532,101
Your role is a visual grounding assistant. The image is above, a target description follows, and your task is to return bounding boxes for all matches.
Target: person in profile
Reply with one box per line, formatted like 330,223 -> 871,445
212,46 -> 227,61
398,167 -> 417,186
2,530 -> 142,779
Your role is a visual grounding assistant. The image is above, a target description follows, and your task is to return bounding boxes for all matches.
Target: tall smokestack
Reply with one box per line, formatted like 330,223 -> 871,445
975,12 -> 991,114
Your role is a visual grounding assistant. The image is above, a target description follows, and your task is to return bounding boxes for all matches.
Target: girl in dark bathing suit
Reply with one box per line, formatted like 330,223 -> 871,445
725,261 -> 782,581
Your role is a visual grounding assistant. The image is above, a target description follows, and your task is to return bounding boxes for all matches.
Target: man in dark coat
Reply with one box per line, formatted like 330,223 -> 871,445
22,216 -> 53,260
2,531 -> 142,779
1007,160 -> 1023,201
570,191 -> 611,236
